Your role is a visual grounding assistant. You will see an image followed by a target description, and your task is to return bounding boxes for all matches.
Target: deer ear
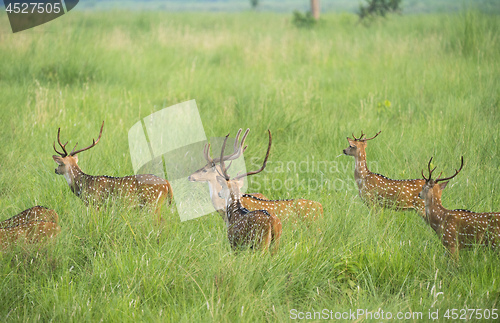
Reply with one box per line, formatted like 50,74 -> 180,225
439,181 -> 449,190
52,156 -> 64,165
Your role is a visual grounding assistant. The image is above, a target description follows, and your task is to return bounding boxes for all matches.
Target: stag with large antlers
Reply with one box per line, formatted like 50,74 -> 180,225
52,121 -> 173,222
216,130 -> 282,252
0,206 -> 60,250
189,129 -> 268,219
188,129 -> 323,223
343,131 -> 425,214
419,157 -> 500,258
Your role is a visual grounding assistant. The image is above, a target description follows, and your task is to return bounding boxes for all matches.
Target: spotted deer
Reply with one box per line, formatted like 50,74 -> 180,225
189,129 -> 323,223
216,130 -> 282,252
52,121 -> 173,222
0,206 -> 60,250
343,131 -> 425,214
188,129 -> 268,220
419,157 -> 500,258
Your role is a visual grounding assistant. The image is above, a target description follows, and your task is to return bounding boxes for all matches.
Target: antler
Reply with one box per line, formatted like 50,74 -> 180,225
69,121 -> 104,156
216,128 -> 249,163
53,128 -> 69,157
435,156 -> 464,183
422,156 -> 464,183
203,142 -> 214,164
219,134 -> 231,180
204,128 -> 249,164
422,157 -> 437,181
352,131 -> 365,141
364,130 -> 381,141
351,130 -> 381,142
233,130 -> 271,181
218,130 -> 272,181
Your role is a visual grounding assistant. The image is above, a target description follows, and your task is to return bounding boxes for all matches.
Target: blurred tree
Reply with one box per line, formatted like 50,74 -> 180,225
311,0 -> 320,20
358,0 -> 402,20
250,0 -> 259,9
292,10 -> 316,28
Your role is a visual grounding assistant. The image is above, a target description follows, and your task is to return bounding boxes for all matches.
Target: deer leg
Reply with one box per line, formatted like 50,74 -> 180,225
446,242 -> 459,261
153,191 -> 165,225
260,227 -> 272,254
270,219 -> 282,255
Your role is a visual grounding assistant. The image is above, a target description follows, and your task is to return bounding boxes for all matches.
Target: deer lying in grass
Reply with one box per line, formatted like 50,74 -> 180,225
0,206 -> 60,250
52,121 -> 173,222
216,130 -> 282,252
343,131 -> 425,214
419,157 -> 500,258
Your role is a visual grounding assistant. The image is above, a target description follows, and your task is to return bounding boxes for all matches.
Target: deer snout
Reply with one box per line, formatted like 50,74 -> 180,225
343,148 -> 350,155
187,175 -> 195,182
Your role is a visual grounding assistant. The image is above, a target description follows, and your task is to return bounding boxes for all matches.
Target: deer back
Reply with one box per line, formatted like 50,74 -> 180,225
227,208 -> 274,251
80,173 -> 173,211
448,209 -> 500,250
241,195 -> 323,223
362,174 -> 426,212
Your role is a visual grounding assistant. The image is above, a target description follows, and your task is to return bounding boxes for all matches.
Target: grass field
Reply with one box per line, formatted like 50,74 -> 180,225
0,9 -> 499,322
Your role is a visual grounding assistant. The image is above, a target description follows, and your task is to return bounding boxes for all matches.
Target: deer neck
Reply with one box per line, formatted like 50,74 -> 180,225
206,180 -> 229,223
225,186 -> 246,225
64,164 -> 87,197
423,192 -> 448,233
353,149 -> 370,183
206,180 -> 225,211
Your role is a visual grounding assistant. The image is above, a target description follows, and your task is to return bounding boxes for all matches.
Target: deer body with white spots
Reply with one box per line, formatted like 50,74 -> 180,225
188,129 -> 323,223
419,157 -> 500,258
343,131 -> 425,214
217,130 -> 282,253
237,194 -> 323,223
52,122 -> 173,222
0,206 -> 60,250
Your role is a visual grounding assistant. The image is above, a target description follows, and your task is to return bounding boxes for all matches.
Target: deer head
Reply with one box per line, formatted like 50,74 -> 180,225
52,122 -> 104,182
343,130 -> 381,157
419,156 -> 464,202
189,129 -> 248,181
188,129 -> 249,210
216,130 -> 271,206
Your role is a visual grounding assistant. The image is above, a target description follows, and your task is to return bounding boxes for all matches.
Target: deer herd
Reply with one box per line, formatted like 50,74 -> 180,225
1,123 -> 499,260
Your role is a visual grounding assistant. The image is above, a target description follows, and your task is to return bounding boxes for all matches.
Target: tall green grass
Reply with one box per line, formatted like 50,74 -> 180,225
0,10 -> 499,321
